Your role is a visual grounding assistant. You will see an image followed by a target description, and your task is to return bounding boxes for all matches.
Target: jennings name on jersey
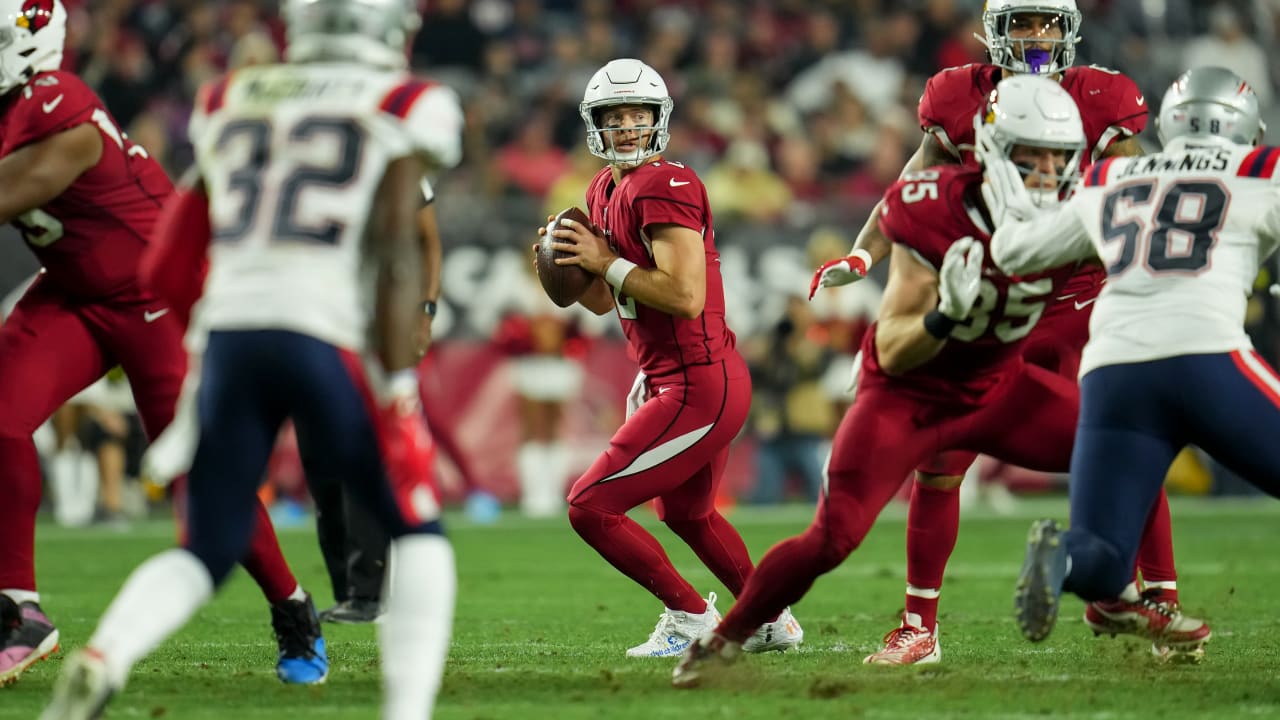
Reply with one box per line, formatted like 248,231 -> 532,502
995,140 -> 1280,376
189,63 -> 463,351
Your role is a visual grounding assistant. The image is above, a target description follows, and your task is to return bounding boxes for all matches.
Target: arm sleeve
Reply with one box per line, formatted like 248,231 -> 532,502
990,200 -> 1095,275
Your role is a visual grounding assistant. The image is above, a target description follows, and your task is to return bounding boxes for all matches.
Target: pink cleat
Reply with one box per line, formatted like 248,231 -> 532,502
863,620 -> 941,665
0,596 -> 60,687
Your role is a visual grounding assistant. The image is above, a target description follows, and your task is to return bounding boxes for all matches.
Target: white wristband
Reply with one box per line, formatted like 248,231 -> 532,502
605,257 -> 638,289
850,247 -> 873,271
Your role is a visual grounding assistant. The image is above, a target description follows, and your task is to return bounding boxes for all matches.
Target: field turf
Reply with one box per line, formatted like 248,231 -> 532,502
4,497 -> 1280,719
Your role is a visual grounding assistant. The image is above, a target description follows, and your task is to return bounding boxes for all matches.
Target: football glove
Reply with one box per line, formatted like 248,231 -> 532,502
938,237 -> 984,321
369,365 -> 441,525
809,248 -> 873,300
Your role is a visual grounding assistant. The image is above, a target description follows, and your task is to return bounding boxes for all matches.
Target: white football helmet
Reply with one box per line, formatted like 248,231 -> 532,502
974,74 -> 1086,207
284,0 -> 420,70
0,0 -> 66,95
1157,66 -> 1266,148
579,58 -> 674,167
978,0 -> 1082,76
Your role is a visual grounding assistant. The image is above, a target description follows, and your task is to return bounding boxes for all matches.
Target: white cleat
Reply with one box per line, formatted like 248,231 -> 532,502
41,648 -> 116,720
626,592 -> 721,658
742,607 -> 804,653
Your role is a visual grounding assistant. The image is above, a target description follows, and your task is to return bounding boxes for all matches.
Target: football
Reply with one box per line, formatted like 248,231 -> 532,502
537,206 -> 597,308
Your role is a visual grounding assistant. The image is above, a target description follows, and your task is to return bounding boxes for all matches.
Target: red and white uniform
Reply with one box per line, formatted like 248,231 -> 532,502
858,165 -> 1080,479
568,159 -> 749,520
914,63 -> 1147,473
0,71 -> 185,591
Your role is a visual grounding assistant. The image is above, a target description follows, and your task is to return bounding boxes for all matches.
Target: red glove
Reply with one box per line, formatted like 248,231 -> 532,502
373,370 -> 441,525
809,248 -> 873,300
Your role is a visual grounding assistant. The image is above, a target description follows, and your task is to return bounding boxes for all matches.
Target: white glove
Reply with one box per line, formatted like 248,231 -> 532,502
809,248 -> 873,299
625,371 -> 647,419
979,150 -> 1037,228
937,237 -> 984,321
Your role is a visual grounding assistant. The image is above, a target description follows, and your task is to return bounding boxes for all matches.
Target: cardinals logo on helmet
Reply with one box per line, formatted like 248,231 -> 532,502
16,0 -> 54,33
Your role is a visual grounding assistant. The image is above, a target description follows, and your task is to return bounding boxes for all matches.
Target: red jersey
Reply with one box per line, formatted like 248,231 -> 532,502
918,63 -> 1144,308
0,71 -> 173,300
918,63 -> 1147,165
584,160 -> 735,378
864,165 -> 1075,400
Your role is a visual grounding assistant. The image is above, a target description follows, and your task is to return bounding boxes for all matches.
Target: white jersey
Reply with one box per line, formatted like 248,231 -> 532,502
189,62 -> 463,351
992,139 -> 1280,377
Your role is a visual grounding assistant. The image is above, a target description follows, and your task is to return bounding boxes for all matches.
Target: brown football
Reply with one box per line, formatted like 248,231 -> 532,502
537,206 -> 597,308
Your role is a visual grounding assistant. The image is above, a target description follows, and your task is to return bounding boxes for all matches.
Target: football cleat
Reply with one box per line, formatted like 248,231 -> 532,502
271,594 -> 329,684
671,632 -> 741,689
0,598 -> 60,687
863,620 -> 941,665
317,598 -> 382,625
1014,518 -> 1068,642
1085,590 -> 1210,657
39,648 -> 114,720
743,607 -> 804,654
626,592 -> 720,658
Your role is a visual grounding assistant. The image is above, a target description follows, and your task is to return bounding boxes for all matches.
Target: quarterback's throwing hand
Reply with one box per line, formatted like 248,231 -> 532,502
809,248 -> 873,300
938,237 -> 984,320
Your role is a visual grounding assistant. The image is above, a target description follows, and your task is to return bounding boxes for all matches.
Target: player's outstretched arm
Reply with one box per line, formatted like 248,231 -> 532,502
874,244 -> 953,376
876,238 -> 984,375
0,123 -> 102,224
369,154 -> 429,375
811,133 -> 955,298
990,201 -> 1094,276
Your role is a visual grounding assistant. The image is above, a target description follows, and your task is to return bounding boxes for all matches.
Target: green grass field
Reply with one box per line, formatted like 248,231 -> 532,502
4,498 -> 1280,719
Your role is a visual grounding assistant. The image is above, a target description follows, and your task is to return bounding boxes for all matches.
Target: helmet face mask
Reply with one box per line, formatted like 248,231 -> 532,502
580,59 -> 673,168
974,75 -> 1086,208
1156,66 -> 1266,148
284,0 -> 420,70
978,0 -> 1082,76
0,0 -> 66,96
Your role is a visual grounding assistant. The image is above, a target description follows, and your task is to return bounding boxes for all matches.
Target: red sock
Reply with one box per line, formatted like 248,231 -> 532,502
240,499 -> 299,604
1136,487 -> 1178,603
664,512 -> 754,596
568,504 -> 703,613
0,437 -> 41,590
904,483 -> 960,631
718,526 -> 832,643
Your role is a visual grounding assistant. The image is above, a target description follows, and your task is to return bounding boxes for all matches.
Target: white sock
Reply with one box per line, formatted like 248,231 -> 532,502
88,549 -> 214,689
1,589 -> 39,605
286,584 -> 307,603
517,443 -> 561,518
378,535 -> 455,720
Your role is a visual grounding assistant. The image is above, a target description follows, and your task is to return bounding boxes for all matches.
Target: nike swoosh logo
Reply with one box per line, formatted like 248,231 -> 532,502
144,308 -> 170,323
1136,95 -> 1145,106
42,94 -> 63,113
1074,299 -> 1097,310
669,178 -> 690,187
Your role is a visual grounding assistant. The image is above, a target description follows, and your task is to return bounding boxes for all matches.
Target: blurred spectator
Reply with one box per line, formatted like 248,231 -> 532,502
415,0 -> 488,71
1186,3 -> 1274,105
704,140 -> 792,225
744,295 -> 839,504
491,111 -> 571,199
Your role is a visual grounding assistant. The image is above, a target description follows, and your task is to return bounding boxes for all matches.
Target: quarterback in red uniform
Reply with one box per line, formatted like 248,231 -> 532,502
0,0 -> 324,687
540,58 -> 802,658
809,0 -> 1187,665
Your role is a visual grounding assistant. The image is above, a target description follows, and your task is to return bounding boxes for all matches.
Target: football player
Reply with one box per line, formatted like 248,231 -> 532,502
0,0 -> 326,688
539,58 -> 803,658
994,66 -> 1269,658
41,0 -> 462,717
809,0 -> 1189,664
671,74 -> 1208,688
